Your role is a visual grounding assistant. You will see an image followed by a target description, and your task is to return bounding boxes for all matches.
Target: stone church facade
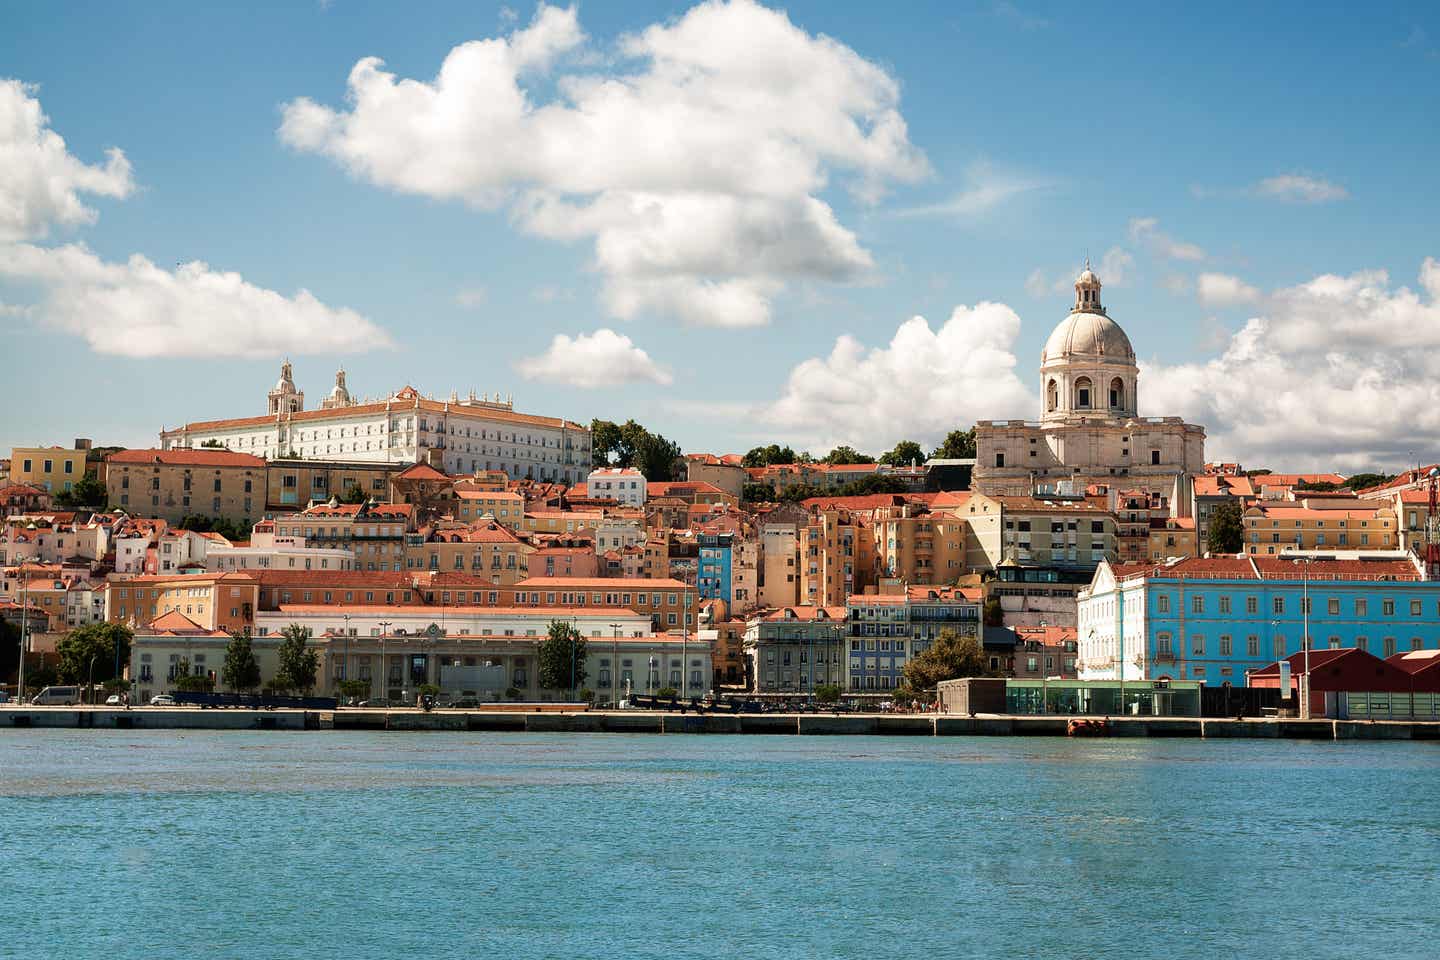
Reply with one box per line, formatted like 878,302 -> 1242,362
973,265 -> 1205,508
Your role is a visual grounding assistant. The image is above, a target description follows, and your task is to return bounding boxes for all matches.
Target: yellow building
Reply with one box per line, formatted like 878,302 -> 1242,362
800,509 -> 875,607
403,520 -> 534,584
9,443 -> 91,495
106,449 -> 267,525
1148,516 -> 1199,561
1243,503 -> 1397,555
265,458 -> 403,511
454,489 -> 526,525
870,504 -> 971,585
104,572 -> 259,632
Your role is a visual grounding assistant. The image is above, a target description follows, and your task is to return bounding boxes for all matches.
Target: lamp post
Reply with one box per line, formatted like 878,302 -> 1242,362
1294,558 -> 1312,719
343,612 -> 351,698
610,622 -> 622,707
378,620 -> 392,702
16,562 -> 36,703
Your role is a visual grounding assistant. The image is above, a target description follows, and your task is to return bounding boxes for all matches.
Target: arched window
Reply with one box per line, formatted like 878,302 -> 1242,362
1074,377 -> 1092,409
1109,377 -> 1125,410
1046,379 -> 1058,412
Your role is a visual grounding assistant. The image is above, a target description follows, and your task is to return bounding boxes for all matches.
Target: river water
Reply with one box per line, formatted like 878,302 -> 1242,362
2,730 -> 1436,959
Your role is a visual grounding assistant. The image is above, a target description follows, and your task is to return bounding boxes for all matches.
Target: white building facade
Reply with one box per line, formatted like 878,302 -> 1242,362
161,365 -> 591,484
586,467 -> 647,507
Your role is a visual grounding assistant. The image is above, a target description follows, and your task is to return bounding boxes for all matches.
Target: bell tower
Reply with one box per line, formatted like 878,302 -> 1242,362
268,359 -> 304,414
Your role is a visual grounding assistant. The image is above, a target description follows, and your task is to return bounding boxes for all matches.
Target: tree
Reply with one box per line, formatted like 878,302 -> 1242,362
742,444 -> 798,467
931,428 -> 977,461
902,630 -> 1001,691
879,440 -> 927,467
815,683 -> 841,705
1345,472 -> 1396,491
54,470 -> 107,510
56,623 -> 133,685
337,679 -> 370,703
177,515 -> 249,543
822,445 -> 873,465
1207,501 -> 1245,555
590,419 -> 682,481
656,686 -> 678,699
339,483 -> 368,504
983,597 -> 1004,627
199,439 -> 226,448
538,620 -> 587,696
742,483 -> 778,503
174,672 -> 215,693
221,630 -> 262,693
275,624 -> 320,694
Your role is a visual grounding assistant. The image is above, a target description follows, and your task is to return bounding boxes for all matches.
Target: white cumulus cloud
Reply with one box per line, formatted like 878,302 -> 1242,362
0,78 -> 134,241
278,0 -> 928,327
760,302 -> 1035,451
0,243 -> 393,357
515,327 -> 672,387
1196,272 -> 1262,307
1256,173 -> 1348,204
1149,258 -> 1440,470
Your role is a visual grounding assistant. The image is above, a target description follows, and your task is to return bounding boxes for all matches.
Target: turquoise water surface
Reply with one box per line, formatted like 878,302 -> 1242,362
2,731 -> 1437,959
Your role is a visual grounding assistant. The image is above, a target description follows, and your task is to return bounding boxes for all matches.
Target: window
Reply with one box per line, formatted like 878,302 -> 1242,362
1355,598 -> 1367,616
1191,595 -> 1204,614
1246,635 -> 1259,657
1246,596 -> 1258,615
1273,597 -> 1284,614
1383,637 -> 1396,657
1327,598 -> 1340,616
1151,450 -> 1161,465
1219,596 -> 1231,615
1157,634 -> 1173,656
1074,376 -> 1092,409
995,452 -> 1005,468
1411,600 -> 1423,617
1383,599 -> 1395,616
1191,635 -> 1205,656
1219,635 -> 1232,656
1157,594 -> 1170,614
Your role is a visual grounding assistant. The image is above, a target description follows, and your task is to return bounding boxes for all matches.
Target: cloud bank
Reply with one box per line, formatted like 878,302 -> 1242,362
279,0 -> 928,328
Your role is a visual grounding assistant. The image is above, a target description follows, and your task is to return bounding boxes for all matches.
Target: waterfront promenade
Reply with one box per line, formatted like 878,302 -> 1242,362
3,706 -> 1438,740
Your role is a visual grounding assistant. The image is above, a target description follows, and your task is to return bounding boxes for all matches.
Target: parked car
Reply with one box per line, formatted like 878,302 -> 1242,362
149,694 -> 177,706
356,698 -> 391,708
30,685 -> 80,706
104,694 -> 124,706
448,697 -> 482,709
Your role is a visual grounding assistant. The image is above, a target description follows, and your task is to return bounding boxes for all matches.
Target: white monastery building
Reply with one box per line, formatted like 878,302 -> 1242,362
159,363 -> 592,484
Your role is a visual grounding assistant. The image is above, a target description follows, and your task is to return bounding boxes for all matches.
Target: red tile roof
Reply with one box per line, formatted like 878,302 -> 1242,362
107,448 -> 266,468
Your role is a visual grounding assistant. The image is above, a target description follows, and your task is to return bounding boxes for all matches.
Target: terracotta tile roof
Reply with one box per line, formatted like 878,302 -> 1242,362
271,604 -> 638,617
997,496 -> 1109,513
411,572 -> 503,589
107,448 -> 266,468
394,462 -> 449,482
145,610 -> 208,632
251,569 -> 414,588
513,576 -> 691,590
169,396 -> 588,434
760,604 -> 848,621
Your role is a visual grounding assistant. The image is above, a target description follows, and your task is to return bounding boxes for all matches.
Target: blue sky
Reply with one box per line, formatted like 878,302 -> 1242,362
3,1 -> 1438,471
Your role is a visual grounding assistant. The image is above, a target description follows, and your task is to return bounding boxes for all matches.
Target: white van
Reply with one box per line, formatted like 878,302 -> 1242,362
30,686 -> 80,706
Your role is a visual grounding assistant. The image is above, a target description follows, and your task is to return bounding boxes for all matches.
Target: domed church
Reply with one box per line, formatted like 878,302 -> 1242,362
973,265 -> 1205,504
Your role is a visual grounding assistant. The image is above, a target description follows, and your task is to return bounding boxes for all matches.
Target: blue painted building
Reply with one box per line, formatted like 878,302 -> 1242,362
1077,555 -> 1440,685
697,533 -> 734,603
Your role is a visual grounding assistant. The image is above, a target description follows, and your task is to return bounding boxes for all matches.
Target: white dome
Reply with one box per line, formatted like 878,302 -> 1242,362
1043,310 -> 1135,363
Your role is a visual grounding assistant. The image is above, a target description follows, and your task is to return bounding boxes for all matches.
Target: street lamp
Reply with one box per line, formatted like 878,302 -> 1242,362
609,622 -> 622,708
378,620 -> 392,702
1294,558 -> 1312,719
343,612 -> 351,697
